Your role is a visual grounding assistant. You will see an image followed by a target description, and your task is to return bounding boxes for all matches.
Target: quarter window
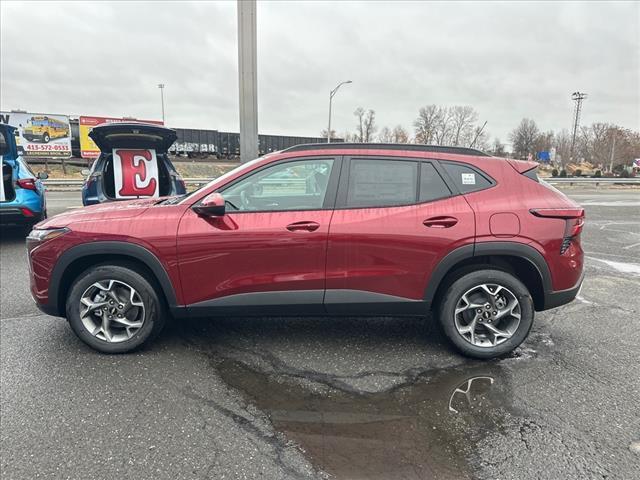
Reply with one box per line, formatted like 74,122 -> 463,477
441,162 -> 493,193
346,159 -> 418,208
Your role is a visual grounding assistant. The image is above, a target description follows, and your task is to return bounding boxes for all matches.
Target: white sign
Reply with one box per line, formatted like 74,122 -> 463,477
113,148 -> 159,199
461,173 -> 476,185
0,112 -> 72,158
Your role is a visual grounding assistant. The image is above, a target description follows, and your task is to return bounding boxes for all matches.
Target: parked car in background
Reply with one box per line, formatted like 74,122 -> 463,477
28,143 -> 584,358
81,123 -> 186,206
0,124 -> 48,231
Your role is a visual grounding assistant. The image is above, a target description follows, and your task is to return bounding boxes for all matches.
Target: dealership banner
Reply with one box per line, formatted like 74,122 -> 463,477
0,112 -> 72,158
79,116 -> 164,159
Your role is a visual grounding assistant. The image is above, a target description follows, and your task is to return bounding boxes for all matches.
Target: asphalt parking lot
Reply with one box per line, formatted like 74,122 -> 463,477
1,188 -> 639,480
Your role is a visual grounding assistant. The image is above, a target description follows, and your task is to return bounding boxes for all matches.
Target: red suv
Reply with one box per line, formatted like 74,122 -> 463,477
27,144 -> 584,358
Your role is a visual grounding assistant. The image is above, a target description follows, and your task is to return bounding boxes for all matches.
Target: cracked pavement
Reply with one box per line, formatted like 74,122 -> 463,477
1,188 -> 639,479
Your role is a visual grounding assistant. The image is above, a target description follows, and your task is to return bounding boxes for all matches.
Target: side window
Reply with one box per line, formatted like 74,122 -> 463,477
222,158 -> 335,212
346,159 -> 418,208
441,162 -> 493,193
419,162 -> 451,202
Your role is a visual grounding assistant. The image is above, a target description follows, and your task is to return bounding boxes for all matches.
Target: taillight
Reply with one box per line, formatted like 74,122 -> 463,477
531,208 -> 585,254
17,178 -> 37,191
560,217 -> 584,254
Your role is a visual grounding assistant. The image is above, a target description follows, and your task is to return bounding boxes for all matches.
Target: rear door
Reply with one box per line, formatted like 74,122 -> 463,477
325,156 -> 475,313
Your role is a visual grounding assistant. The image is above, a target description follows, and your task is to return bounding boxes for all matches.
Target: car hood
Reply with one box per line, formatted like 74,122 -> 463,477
37,198 -> 161,229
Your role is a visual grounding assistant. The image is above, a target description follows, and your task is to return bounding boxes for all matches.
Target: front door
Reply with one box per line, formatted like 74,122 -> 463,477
177,156 -> 340,315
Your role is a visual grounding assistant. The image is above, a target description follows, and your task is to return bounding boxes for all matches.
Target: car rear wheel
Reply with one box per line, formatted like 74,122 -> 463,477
66,264 -> 166,353
438,269 -> 534,359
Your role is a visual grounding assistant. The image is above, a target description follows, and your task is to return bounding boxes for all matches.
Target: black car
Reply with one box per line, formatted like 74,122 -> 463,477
81,123 -> 186,205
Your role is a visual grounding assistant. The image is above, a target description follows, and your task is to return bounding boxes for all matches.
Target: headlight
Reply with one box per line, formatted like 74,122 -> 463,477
26,227 -> 70,244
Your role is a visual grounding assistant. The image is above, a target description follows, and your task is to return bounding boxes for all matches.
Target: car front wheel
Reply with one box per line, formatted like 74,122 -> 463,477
66,264 -> 166,353
438,269 -> 534,359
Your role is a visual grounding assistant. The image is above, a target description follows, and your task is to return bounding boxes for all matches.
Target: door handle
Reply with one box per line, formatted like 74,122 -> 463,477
286,221 -> 320,232
423,216 -> 458,228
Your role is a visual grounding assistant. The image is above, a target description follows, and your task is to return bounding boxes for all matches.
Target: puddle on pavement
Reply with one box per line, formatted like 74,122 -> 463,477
217,358 -> 517,480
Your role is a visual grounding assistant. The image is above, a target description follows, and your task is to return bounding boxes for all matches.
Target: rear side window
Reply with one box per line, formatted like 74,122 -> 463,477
441,162 -> 493,193
419,162 -> 451,202
347,159 -> 418,207
523,168 -> 539,182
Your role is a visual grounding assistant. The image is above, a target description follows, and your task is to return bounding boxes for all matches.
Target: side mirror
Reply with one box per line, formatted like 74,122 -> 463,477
81,169 -> 90,176
192,192 -> 226,217
37,172 -> 49,180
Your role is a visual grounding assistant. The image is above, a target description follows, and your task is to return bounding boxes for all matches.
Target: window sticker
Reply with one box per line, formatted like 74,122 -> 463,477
461,173 -> 476,185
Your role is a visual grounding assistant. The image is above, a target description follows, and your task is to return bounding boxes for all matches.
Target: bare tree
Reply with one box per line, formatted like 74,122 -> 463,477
491,138 -> 507,157
509,118 -> 540,159
469,125 -> 490,150
451,106 -> 478,146
363,109 -> 377,142
320,129 -> 337,140
414,105 -> 440,144
433,107 -> 453,146
554,129 -> 572,167
392,125 -> 410,143
353,107 -> 365,142
377,126 -> 393,143
342,131 -> 357,143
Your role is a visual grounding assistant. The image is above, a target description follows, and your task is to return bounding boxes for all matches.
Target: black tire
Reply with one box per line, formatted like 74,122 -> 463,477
438,269 -> 534,359
65,264 -> 166,353
43,132 -> 50,143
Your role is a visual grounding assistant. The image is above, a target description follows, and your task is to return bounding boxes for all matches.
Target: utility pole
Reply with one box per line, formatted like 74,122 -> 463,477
609,131 -> 617,173
237,0 -> 258,162
327,80 -> 352,143
158,84 -> 165,124
569,91 -> 587,163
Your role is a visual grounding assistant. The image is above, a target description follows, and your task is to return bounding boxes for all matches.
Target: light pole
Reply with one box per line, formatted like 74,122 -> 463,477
158,84 -> 165,124
327,80 -> 352,143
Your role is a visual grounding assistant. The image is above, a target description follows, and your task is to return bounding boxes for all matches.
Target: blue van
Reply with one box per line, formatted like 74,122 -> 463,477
0,124 -> 48,230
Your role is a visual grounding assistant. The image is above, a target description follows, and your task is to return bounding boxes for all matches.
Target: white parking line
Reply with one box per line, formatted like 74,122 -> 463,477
586,256 -> 640,277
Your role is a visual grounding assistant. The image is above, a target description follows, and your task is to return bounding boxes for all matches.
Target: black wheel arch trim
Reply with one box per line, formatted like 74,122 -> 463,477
424,241 -> 553,304
47,241 -> 178,316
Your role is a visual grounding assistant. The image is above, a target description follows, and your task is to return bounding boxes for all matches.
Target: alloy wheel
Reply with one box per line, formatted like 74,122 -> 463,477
79,279 -> 145,343
453,283 -> 521,348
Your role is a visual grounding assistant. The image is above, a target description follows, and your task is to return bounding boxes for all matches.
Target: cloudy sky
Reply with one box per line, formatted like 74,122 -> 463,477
1,1 -> 638,143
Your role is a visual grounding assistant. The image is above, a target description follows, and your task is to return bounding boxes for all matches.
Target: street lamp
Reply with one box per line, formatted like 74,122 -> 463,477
327,80 -> 352,143
158,84 -> 166,123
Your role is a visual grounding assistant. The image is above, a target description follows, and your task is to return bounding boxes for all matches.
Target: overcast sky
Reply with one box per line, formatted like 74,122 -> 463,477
1,1 -> 638,143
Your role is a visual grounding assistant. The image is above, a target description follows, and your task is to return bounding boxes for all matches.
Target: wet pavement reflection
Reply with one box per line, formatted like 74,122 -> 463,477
218,360 -> 512,479
176,315 -> 534,479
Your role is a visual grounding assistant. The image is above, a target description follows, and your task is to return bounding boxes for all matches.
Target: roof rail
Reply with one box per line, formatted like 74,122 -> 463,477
282,143 -> 490,157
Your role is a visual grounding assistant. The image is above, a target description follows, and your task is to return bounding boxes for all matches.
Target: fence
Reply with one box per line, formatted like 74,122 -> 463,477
43,177 -> 640,189
544,177 -> 640,185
